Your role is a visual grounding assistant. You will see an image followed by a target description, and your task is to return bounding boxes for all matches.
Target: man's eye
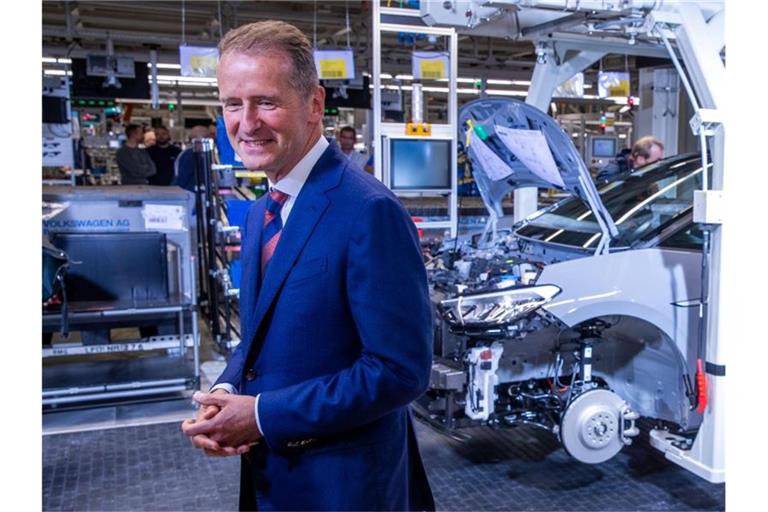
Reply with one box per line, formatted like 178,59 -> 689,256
259,101 -> 276,110
224,102 -> 241,111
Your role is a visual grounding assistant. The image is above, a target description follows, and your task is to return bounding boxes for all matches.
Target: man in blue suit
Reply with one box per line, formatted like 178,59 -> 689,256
181,21 -> 435,511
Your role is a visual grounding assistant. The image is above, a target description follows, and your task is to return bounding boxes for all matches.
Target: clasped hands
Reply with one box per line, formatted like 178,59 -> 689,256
181,389 -> 263,457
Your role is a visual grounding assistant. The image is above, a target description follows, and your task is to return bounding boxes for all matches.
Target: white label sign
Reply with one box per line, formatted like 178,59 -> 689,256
142,204 -> 186,231
494,127 -> 565,189
554,72 -> 584,98
468,132 -> 513,181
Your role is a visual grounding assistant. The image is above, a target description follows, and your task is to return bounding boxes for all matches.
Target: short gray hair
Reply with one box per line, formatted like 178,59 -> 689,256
218,20 -> 318,99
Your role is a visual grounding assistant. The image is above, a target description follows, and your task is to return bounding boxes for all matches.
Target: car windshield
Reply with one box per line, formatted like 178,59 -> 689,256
516,154 -> 704,249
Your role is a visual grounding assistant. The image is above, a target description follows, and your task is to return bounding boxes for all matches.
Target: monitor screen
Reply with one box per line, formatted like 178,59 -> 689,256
322,76 -> 371,109
390,139 -> 451,190
71,58 -> 150,100
51,232 -> 168,303
42,96 -> 68,124
591,137 -> 617,158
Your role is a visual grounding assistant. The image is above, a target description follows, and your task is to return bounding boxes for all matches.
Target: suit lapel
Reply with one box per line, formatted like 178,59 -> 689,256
241,198 -> 266,345
248,143 -> 345,346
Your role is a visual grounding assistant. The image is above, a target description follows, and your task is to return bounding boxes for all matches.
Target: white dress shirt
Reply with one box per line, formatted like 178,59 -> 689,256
210,135 -> 329,433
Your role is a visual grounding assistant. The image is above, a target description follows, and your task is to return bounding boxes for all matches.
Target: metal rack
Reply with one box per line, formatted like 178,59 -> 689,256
42,186 -> 200,406
372,4 -> 459,237
189,140 -> 262,353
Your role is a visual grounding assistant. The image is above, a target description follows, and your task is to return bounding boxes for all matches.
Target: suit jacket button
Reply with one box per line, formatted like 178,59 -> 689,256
245,369 -> 257,381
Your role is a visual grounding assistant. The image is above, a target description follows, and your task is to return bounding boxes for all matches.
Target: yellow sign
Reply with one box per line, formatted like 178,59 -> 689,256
607,79 -> 630,97
189,55 -> 217,74
318,59 -> 349,79
180,45 -> 219,77
419,60 -> 446,80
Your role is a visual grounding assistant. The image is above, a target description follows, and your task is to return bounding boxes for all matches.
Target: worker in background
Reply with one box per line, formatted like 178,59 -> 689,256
596,135 -> 665,182
629,135 -> 665,169
336,125 -> 369,169
116,124 -> 156,185
143,129 -> 156,148
147,126 -> 182,186
180,20 -> 434,511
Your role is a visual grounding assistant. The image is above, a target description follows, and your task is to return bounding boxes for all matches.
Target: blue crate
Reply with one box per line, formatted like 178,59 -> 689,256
225,199 -> 252,232
229,259 -> 242,289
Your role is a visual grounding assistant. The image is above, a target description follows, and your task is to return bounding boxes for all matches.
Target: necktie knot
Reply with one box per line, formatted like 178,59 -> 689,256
265,189 -> 289,216
269,188 -> 289,203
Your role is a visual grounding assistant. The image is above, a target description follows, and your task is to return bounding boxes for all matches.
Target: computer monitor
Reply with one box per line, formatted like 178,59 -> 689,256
51,232 -> 169,303
388,138 -> 452,191
591,136 -> 617,158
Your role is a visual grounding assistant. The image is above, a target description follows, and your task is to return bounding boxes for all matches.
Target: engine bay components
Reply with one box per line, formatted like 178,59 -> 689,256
464,343 -> 503,421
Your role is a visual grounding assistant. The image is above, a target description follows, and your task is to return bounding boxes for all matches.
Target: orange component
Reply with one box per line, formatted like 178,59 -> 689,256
547,378 -> 568,393
696,358 -> 708,414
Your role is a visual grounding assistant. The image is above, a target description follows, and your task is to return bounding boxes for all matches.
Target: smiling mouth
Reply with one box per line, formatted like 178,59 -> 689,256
240,139 -> 274,146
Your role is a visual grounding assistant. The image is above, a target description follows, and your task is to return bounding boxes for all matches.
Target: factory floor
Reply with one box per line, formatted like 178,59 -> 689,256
42,328 -> 724,511
43,415 -> 724,511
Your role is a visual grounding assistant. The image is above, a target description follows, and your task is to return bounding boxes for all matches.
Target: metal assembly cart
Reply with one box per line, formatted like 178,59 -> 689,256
42,186 -> 199,406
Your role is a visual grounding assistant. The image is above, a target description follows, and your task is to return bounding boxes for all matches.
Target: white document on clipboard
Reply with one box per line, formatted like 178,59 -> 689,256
468,131 -> 513,181
494,126 -> 565,189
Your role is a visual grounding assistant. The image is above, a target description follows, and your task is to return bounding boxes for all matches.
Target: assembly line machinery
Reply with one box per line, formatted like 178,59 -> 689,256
371,0 -> 725,483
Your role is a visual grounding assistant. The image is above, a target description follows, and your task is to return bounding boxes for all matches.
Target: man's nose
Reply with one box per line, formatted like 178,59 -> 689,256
241,104 -> 262,133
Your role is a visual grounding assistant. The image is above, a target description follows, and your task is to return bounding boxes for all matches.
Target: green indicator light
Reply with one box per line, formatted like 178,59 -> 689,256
88,100 -> 95,105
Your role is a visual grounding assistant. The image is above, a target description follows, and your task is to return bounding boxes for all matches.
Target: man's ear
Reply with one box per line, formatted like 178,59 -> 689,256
309,85 -> 326,123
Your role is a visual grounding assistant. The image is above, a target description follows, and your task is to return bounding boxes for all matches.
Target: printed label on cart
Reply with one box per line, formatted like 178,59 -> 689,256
142,204 -> 186,231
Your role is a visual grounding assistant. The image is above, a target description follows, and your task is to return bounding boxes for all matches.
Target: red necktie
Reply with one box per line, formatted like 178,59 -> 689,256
261,189 -> 289,273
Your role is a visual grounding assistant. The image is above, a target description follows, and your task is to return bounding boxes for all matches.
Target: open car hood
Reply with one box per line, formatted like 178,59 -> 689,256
459,98 -> 618,253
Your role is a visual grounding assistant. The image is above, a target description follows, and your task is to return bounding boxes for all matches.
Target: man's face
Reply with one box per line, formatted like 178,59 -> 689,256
155,128 -> 171,146
128,128 -> 142,144
338,130 -> 355,152
218,51 -> 324,178
634,144 -> 664,167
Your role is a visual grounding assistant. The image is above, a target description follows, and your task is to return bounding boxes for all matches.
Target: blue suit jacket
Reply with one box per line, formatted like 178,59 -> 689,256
215,142 -> 435,511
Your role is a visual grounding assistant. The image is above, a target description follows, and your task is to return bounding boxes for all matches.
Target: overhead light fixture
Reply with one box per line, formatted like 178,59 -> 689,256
147,63 -> 182,70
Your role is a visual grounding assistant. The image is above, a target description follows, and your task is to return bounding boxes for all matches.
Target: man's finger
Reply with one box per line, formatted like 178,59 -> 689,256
193,391 -> 228,408
200,405 -> 220,420
191,434 -> 221,451
181,418 -> 197,434
181,418 -> 217,437
204,446 -> 241,457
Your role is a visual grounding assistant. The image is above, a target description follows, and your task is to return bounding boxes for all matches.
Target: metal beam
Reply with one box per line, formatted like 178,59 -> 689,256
542,31 -> 670,59
521,11 -> 589,39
